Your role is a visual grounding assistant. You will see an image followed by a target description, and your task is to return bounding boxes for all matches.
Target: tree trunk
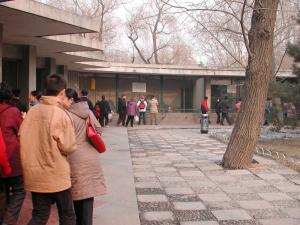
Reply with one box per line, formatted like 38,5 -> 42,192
222,0 -> 280,169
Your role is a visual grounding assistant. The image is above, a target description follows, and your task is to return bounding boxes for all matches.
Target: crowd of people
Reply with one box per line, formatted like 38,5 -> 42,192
0,74 -> 105,225
92,94 -> 159,127
201,96 -> 243,125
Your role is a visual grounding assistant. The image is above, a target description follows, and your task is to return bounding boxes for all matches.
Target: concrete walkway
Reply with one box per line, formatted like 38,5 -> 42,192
16,127 -> 300,225
16,127 -> 140,225
129,128 -> 300,225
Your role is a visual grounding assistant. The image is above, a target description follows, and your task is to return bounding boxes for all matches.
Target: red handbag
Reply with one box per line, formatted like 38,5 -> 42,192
86,116 -> 106,153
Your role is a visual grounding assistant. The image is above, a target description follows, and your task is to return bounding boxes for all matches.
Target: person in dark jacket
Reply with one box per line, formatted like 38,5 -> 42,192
97,96 -> 111,127
0,83 -> 25,225
117,95 -> 127,126
80,89 -> 95,113
11,89 -> 28,116
126,99 -> 138,127
215,98 -> 221,124
220,96 -> 232,125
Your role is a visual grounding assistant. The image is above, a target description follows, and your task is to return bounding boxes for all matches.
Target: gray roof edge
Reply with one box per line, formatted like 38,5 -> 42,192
1,0 -> 100,32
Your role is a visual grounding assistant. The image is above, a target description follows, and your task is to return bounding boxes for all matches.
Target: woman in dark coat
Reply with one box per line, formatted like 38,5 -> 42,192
0,83 -> 25,225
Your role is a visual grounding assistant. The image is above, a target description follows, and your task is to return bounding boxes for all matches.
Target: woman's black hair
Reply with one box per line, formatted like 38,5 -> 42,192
65,88 -> 80,103
0,82 -> 13,103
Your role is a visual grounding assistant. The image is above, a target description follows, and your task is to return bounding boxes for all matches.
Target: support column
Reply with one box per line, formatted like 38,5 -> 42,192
0,24 -> 3,82
57,65 -> 68,83
46,57 -> 56,75
160,75 -> 164,111
193,78 -> 205,112
205,77 -> 212,109
115,74 -> 119,108
20,45 -> 37,104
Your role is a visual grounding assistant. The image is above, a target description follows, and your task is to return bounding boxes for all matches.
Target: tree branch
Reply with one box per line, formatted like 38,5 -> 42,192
240,0 -> 252,57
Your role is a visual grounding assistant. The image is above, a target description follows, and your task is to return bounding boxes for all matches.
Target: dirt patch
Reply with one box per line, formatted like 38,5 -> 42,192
258,138 -> 300,160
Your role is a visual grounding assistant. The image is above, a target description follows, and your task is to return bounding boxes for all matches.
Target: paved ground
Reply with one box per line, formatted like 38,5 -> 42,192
128,127 -> 300,225
16,126 -> 300,225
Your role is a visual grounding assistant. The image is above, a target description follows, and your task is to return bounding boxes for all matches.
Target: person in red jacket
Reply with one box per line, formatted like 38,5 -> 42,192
201,96 -> 209,114
0,128 -> 11,176
0,83 -> 25,225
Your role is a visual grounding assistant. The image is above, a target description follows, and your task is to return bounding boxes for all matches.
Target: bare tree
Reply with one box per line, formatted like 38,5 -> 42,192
126,0 -> 195,64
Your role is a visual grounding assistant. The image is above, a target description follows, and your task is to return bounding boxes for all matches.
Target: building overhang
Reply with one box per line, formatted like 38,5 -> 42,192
79,62 -> 296,78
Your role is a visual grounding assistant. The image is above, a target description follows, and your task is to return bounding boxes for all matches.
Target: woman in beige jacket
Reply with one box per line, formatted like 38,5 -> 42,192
64,88 -> 106,225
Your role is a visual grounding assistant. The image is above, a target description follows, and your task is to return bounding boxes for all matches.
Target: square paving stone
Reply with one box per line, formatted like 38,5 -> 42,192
212,209 -> 252,220
275,184 -> 300,193
174,164 -> 196,168
166,187 -> 194,195
174,210 -> 216,221
154,167 -> 177,172
258,192 -> 293,201
239,180 -> 269,187
173,201 -> 206,210
259,218 -> 300,225
204,201 -> 241,210
136,188 -> 165,195
159,176 -> 185,182
207,175 -> 236,182
221,186 -> 253,194
228,193 -> 262,201
247,209 -> 286,219
237,200 -> 273,209
135,172 -> 157,178
188,181 -> 218,188
180,171 -> 205,177
138,195 -> 168,202
142,211 -> 174,221
161,181 -> 189,188
281,208 -> 300,218
198,165 -> 223,171
257,173 -> 286,181
180,221 -> 219,225
226,170 -> 252,176
271,200 -> 300,208
199,193 -> 231,202
135,182 -> 162,189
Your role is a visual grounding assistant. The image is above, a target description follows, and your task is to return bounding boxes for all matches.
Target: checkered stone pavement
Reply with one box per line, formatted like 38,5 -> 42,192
129,128 -> 300,225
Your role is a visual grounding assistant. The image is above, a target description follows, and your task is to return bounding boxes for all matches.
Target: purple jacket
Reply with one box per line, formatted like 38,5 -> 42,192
126,100 -> 138,116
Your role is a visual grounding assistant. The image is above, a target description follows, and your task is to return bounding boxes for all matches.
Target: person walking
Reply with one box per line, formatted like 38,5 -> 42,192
126,98 -> 138,127
215,98 -> 221,124
80,89 -> 95,114
264,97 -> 272,126
137,96 -> 147,125
148,96 -> 159,125
0,83 -> 25,225
235,98 -> 242,113
201,96 -> 209,114
64,89 -> 106,225
97,96 -> 111,127
220,96 -> 232,125
20,74 -> 77,225
29,90 -> 41,107
117,95 -> 127,126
